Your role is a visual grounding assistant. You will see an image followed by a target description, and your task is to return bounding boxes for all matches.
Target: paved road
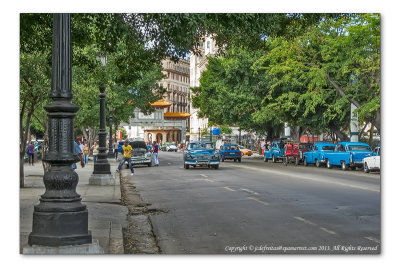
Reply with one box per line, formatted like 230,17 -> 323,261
127,151 -> 381,254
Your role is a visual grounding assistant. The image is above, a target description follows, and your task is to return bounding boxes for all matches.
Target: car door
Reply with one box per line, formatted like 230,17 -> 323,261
312,145 -> 318,162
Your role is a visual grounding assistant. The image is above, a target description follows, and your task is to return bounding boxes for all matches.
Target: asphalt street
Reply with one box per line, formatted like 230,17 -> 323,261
126,151 -> 381,254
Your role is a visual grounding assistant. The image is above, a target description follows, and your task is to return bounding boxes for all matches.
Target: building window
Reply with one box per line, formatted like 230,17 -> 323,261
207,41 -> 210,49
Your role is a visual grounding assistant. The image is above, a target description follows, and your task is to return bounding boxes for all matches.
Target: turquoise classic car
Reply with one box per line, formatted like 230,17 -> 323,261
323,142 -> 372,170
219,144 -> 242,162
263,139 -> 286,163
184,141 -> 220,169
303,142 -> 336,167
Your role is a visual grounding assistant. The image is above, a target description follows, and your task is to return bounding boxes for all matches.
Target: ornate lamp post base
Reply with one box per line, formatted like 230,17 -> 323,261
23,239 -> 104,255
89,173 -> 115,185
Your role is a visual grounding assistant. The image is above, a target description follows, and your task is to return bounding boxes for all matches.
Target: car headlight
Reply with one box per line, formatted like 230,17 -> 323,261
145,152 -> 152,158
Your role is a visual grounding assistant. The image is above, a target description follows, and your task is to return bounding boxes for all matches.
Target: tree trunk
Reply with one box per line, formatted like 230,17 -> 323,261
19,95 -> 36,188
332,128 -> 350,142
290,126 -> 301,142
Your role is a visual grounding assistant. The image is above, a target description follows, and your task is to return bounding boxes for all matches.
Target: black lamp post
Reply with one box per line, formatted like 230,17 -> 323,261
198,127 -> 201,141
92,84 -> 111,175
210,125 -> 213,142
107,107 -> 114,158
28,14 -> 91,247
89,55 -> 113,186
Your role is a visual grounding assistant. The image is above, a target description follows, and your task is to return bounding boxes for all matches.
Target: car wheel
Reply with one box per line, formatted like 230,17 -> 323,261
315,159 -> 320,167
364,162 -> 370,173
234,159 -> 237,162
341,161 -> 349,171
222,157 -> 225,162
184,163 -> 189,169
303,158 -> 308,166
272,155 -> 276,163
214,165 -> 219,170
264,156 -> 268,162
295,157 -> 299,166
238,158 -> 241,163
326,159 -> 332,169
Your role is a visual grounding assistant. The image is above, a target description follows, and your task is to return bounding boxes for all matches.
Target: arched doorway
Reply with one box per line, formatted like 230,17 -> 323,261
156,133 -> 163,144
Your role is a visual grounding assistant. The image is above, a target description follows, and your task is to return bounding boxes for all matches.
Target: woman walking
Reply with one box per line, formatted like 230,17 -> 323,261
91,142 -> 99,164
27,141 -> 35,166
83,143 -> 90,164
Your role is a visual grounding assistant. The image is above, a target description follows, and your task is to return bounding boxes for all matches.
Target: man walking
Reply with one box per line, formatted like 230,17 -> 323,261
152,140 -> 159,167
116,140 -> 134,176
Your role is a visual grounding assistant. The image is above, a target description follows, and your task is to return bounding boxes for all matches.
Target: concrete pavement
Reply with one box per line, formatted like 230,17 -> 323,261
20,158 -> 127,254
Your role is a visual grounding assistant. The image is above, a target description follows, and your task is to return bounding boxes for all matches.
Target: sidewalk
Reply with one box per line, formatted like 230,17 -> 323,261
20,158 -> 127,254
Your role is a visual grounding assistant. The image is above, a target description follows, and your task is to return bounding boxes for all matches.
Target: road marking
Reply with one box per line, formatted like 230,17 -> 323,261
365,236 -> 380,243
200,174 -> 208,178
224,186 -> 236,191
230,164 -> 380,193
203,178 -> 214,183
294,216 -> 316,226
319,227 -> 337,235
240,188 -> 259,195
294,217 -> 337,235
248,197 -> 269,206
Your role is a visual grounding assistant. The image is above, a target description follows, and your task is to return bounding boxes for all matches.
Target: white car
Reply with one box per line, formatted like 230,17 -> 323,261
166,144 -> 178,152
362,146 -> 380,173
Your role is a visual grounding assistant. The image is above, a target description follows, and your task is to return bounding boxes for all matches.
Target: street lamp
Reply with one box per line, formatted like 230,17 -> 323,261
27,14 -> 91,247
89,54 -> 113,185
198,127 -> 201,141
107,107 -> 114,158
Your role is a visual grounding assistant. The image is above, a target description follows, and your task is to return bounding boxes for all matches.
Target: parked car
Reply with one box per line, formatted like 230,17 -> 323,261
166,143 -> 178,152
363,145 -> 380,173
219,144 -> 242,162
323,142 -> 372,170
161,142 -> 172,151
303,142 -> 336,167
263,139 -> 286,163
118,140 -> 153,167
238,146 -> 253,156
184,141 -> 220,169
298,142 -> 313,163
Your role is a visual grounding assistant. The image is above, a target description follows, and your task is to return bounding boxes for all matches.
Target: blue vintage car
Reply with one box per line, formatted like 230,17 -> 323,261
263,139 -> 286,163
323,141 -> 372,170
219,144 -> 242,162
184,141 -> 220,169
303,142 -> 336,167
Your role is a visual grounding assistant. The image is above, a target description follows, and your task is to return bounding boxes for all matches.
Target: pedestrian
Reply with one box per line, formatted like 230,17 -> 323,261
91,141 -> 99,164
83,143 -> 90,164
116,140 -> 134,176
79,140 -> 84,153
27,141 -> 35,166
112,140 -> 119,160
152,140 -> 159,166
72,139 -> 85,169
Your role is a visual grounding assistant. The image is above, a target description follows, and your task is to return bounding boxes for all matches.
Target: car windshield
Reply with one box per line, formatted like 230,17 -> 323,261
322,146 -> 335,151
300,144 -> 312,150
348,145 -> 372,151
190,143 -> 214,149
225,145 -> 238,150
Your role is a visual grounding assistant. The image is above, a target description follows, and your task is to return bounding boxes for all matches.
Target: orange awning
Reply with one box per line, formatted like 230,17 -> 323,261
150,99 -> 172,109
164,112 -> 191,120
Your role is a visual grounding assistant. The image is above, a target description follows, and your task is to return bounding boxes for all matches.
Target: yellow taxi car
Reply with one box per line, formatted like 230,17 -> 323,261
238,145 -> 253,156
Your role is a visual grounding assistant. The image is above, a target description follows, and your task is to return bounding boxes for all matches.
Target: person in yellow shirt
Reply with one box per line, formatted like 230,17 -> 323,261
116,140 -> 134,175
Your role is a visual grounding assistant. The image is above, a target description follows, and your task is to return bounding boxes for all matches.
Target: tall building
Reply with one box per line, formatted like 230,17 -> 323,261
121,57 -> 191,144
189,36 -> 217,141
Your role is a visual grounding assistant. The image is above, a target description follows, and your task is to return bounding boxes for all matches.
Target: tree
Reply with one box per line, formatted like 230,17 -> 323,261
191,14 -> 380,142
